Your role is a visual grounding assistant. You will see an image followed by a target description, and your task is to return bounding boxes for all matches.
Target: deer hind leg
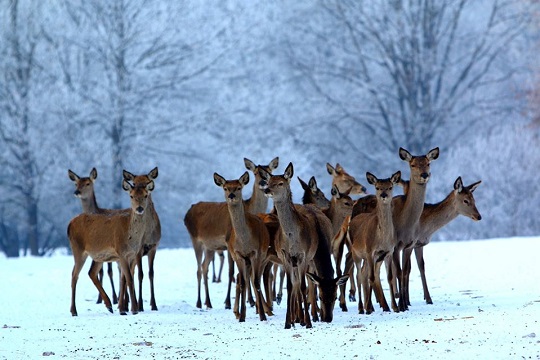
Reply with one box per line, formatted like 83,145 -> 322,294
261,262 -> 274,315
70,253 -> 88,316
88,260 -> 113,314
202,249 -> 214,309
106,262 -> 119,305
353,259 -> 364,314
251,261 -> 268,321
300,273 -> 312,329
345,252 -> 357,302
96,264 -> 104,304
414,246 -> 432,304
373,259 -> 390,312
385,254 -> 399,312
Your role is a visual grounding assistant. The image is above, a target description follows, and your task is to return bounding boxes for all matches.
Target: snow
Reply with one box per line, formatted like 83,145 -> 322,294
1,237 -> 539,359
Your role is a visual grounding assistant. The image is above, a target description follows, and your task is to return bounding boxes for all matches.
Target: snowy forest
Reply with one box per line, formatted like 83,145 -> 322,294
0,0 -> 539,257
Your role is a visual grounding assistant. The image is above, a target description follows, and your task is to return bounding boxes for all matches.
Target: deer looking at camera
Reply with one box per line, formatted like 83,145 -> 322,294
214,171 -> 273,322
122,167 -> 161,312
184,157 -> 279,310
348,171 -> 401,314
68,168 -> 122,305
67,178 -> 155,316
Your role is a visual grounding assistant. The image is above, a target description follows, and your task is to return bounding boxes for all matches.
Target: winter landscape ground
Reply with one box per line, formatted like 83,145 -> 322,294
1,236 -> 539,359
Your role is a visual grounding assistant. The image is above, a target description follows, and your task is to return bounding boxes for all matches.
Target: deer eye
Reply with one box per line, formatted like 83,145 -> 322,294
464,199 -> 470,205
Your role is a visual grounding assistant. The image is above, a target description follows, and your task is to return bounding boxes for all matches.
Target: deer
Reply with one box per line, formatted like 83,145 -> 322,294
259,162 -> 348,329
390,147 -> 439,312
67,178 -> 155,316
122,167 -> 161,312
396,177 -> 482,306
183,157 -> 279,310
213,171 -> 273,322
68,168 -> 121,305
347,171 -> 401,314
326,163 -> 367,195
298,176 -> 331,209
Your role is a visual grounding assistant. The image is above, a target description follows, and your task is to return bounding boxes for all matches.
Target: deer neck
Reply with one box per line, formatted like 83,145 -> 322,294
273,190 -> 302,247
80,193 -> 100,214
376,200 -> 394,239
245,179 -> 268,214
397,180 -> 427,228
419,191 -> 458,236
327,202 -> 345,235
226,201 -> 251,246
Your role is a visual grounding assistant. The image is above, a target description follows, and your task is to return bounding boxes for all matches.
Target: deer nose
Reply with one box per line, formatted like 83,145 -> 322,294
228,193 -> 236,200
476,214 -> 482,221
380,192 -> 387,199
421,173 -> 429,179
361,186 -> 367,193
136,206 -> 144,214
74,190 -> 80,196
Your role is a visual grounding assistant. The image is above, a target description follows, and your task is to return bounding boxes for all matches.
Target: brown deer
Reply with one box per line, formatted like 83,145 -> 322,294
67,179 -> 155,316
214,171 -> 272,322
183,157 -> 279,309
298,176 -> 331,209
68,168 -> 121,305
348,171 -> 401,314
392,147 -> 439,311
122,167 -> 161,311
401,177 -> 482,305
259,163 -> 347,328
326,163 -> 367,195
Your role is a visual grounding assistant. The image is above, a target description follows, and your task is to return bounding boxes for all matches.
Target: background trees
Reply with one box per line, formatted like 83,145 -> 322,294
0,0 -> 538,256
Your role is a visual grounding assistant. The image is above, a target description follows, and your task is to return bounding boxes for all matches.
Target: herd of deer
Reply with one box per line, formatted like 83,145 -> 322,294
66,147 -> 482,330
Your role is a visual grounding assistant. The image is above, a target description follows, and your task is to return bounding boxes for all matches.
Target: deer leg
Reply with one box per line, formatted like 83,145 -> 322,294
345,252 -> 356,302
96,262 -> 104,304
262,262 -> 274,314
202,249 -> 214,309
415,246 -> 432,304
373,260 -> 390,312
307,275 -> 319,323
106,262 -> 118,305
70,253 -> 88,316
216,251 -> 225,283
393,248 -> 405,312
147,246 -> 158,311
137,254 -> 144,312
194,243 -> 203,309
224,251 -> 235,309
353,259 -> 364,314
88,260 -> 113,314
284,272 -> 293,329
300,273 -> 312,329
401,247 -> 413,309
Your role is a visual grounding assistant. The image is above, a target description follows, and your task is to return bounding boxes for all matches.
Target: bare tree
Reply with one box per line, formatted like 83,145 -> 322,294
288,0 -> 535,160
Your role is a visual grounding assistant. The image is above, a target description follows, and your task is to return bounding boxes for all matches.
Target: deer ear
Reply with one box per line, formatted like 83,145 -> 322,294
259,167 -> 270,182
122,179 -> 132,192
269,157 -> 279,171
244,158 -> 256,171
326,163 -> 335,175
308,176 -> 318,192
68,170 -> 79,182
240,171 -> 250,186
336,275 -> 349,286
123,170 -> 135,181
284,162 -> 294,180
331,185 -> 339,197
427,147 -> 440,161
298,177 -> 308,191
146,180 -> 155,192
468,180 -> 482,193
391,171 -> 401,184
454,177 -> 463,193
213,173 -> 226,187
90,168 -> 98,181
399,147 -> 412,162
148,167 -> 158,180
366,172 -> 377,185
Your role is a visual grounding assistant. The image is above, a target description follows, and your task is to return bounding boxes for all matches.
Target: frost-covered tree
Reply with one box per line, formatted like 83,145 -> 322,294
288,0 -> 535,165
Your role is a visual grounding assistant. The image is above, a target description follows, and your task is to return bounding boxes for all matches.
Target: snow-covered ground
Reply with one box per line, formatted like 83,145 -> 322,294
1,237 -> 539,359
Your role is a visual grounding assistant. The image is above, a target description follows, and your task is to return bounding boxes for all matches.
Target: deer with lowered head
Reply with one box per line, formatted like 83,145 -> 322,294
68,168 -> 121,305
348,171 -> 402,314
184,157 -> 279,310
259,162 -> 348,328
214,171 -> 273,322
326,163 -> 367,195
67,178 -> 155,316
